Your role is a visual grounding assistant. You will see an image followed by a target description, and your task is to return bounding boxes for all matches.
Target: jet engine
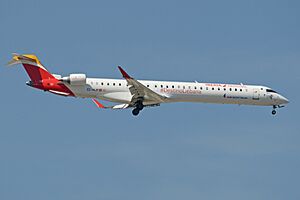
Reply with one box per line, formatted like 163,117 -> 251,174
60,74 -> 86,85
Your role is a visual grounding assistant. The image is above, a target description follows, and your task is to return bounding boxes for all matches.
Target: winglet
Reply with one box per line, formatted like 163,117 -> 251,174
118,66 -> 132,79
92,98 -> 106,108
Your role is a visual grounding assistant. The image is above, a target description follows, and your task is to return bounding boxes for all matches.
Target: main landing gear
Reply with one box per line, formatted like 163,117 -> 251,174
132,101 -> 144,116
132,108 -> 140,116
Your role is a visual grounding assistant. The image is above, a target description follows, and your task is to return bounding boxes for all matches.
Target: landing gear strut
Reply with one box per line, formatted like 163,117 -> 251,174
272,105 -> 277,115
136,102 -> 144,111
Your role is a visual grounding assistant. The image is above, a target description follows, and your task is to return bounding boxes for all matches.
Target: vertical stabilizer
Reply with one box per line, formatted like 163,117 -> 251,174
7,53 -> 55,81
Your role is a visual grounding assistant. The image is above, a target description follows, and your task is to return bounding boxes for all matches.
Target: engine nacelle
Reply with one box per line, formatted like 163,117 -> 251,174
61,74 -> 86,86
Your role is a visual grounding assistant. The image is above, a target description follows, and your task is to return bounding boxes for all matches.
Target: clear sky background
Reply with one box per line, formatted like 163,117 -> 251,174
1,0 -> 299,200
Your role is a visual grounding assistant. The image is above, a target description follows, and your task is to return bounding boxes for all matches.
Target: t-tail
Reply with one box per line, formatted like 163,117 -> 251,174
7,53 -> 74,96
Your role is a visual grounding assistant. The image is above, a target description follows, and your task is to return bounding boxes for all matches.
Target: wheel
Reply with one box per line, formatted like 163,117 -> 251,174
132,108 -> 140,116
272,110 -> 276,115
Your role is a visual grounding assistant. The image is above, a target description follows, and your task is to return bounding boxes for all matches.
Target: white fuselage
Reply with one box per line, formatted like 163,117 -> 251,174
8,53 -> 289,116
67,78 -> 288,106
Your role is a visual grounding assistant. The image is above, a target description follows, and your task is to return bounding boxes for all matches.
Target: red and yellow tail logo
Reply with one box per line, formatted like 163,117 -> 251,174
7,53 -> 74,96
7,53 -> 54,81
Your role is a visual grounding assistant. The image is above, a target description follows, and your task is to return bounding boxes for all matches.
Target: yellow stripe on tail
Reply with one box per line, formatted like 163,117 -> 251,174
7,53 -> 42,67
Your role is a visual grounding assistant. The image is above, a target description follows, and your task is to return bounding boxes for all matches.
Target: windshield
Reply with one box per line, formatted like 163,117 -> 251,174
266,89 -> 278,93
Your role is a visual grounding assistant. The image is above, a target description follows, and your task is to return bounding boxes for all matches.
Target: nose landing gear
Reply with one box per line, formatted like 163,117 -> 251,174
271,105 -> 286,115
272,105 -> 277,115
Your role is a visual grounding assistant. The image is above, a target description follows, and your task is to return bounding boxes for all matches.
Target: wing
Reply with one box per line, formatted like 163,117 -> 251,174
92,98 -> 130,109
91,98 -> 160,110
118,66 -> 167,105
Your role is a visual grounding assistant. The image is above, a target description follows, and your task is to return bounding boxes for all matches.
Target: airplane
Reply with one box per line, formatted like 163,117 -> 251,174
7,53 -> 289,116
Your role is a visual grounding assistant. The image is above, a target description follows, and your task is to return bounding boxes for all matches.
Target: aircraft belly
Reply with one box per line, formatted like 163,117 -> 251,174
167,93 -> 268,105
99,92 -> 132,103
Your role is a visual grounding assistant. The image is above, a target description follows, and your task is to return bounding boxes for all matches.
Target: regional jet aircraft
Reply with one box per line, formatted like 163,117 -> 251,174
7,54 -> 289,116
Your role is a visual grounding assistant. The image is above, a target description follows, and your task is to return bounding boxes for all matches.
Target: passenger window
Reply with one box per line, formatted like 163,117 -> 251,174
224,88 -> 226,91
91,81 -> 93,85
206,87 -> 208,90
194,86 -> 197,89
161,85 -> 163,88
113,83 -> 115,86
235,88 -> 237,91
183,86 -> 185,89
178,85 -> 180,89
119,83 -> 121,86
218,88 -> 220,90
107,83 -> 109,86
96,82 -> 98,85
166,85 -> 168,88
188,86 -> 191,89
155,85 -> 157,88
172,85 -> 175,88
101,82 -> 104,85
229,88 -> 232,91
147,85 -> 149,87
212,87 -> 214,90
240,89 -> 242,92
200,87 -> 203,90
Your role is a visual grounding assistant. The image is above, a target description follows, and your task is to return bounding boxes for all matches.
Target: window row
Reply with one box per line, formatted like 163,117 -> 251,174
90,81 -> 247,92
90,82 -> 124,86
149,84 -> 245,92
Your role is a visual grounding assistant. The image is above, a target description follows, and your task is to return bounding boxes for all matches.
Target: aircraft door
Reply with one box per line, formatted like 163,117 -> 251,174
252,88 -> 260,100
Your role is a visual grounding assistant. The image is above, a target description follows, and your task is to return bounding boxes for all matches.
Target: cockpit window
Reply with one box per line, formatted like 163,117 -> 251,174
266,89 -> 277,93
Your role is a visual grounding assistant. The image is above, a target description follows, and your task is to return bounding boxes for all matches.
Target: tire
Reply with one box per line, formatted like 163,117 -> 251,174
272,110 -> 276,115
132,108 -> 140,116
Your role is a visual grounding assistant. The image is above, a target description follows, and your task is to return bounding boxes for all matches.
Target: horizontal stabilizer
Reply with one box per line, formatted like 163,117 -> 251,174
7,53 -> 44,68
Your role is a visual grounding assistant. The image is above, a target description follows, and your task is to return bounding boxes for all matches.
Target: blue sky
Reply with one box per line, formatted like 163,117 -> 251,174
1,0 -> 299,200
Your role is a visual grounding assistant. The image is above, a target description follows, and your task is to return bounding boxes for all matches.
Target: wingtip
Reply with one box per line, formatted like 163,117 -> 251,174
92,98 -> 105,108
118,66 -> 131,79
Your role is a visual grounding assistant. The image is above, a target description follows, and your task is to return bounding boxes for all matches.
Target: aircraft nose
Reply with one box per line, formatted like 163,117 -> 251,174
278,95 -> 289,104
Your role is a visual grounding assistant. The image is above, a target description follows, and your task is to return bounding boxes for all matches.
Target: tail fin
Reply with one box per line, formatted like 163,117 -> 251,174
7,53 -> 55,81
